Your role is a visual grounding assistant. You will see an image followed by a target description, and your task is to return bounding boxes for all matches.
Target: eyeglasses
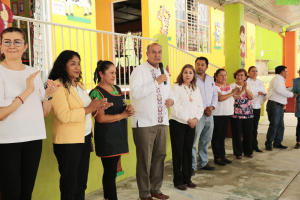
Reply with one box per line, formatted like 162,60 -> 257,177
2,40 -> 23,47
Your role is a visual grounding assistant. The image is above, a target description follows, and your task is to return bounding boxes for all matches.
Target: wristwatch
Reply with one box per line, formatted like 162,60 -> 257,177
45,96 -> 53,101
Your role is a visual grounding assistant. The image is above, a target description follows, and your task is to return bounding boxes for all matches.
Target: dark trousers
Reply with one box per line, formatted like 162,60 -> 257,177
230,118 -> 253,156
169,120 -> 194,187
101,156 -> 120,200
265,101 -> 285,146
53,134 -> 91,200
252,109 -> 261,149
0,140 -> 42,200
211,116 -> 230,159
297,118 -> 300,142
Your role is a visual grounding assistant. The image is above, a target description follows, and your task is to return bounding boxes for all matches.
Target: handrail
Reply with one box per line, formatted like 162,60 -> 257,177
13,16 -> 157,41
168,44 -> 221,69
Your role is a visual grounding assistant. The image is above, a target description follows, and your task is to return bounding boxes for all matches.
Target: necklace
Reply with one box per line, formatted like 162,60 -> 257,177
184,85 -> 193,102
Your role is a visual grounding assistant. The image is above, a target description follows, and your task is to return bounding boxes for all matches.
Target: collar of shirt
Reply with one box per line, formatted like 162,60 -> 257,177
276,74 -> 285,82
146,61 -> 159,71
197,73 -> 207,83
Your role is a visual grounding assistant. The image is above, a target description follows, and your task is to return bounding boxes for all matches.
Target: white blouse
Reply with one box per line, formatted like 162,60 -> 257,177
169,83 -> 203,124
0,65 -> 46,143
73,84 -> 92,136
212,83 -> 234,116
247,78 -> 266,109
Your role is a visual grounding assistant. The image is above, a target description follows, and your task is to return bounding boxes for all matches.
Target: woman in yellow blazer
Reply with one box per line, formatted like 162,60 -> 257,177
48,50 -> 110,200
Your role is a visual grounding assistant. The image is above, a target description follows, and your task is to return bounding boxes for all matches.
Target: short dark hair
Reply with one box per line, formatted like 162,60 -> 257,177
248,66 -> 256,73
175,64 -> 197,90
214,68 -> 226,82
93,60 -> 115,84
1,27 -> 27,44
233,68 -> 247,79
275,65 -> 287,74
195,57 -> 209,66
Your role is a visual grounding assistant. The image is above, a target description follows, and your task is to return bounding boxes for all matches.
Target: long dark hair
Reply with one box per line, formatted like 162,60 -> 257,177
93,60 -> 114,84
48,50 -> 82,89
175,64 -> 197,90
214,68 -> 226,82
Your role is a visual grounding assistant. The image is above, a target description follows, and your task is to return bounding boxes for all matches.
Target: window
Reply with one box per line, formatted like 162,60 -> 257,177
175,0 -> 210,53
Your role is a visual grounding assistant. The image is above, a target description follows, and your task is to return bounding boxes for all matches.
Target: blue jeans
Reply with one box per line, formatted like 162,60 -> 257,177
265,100 -> 285,146
192,114 -> 214,169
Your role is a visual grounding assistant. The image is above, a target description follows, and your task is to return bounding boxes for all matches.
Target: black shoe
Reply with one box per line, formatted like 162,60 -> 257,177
191,169 -> 195,176
199,164 -> 215,170
214,158 -> 226,166
265,145 -> 273,151
221,157 -> 232,164
295,143 -> 300,149
273,144 -> 288,149
254,147 -> 263,152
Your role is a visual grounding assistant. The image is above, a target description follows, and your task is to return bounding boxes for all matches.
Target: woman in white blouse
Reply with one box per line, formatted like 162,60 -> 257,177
247,66 -> 266,152
0,27 -> 59,199
169,64 -> 203,191
212,69 -> 238,165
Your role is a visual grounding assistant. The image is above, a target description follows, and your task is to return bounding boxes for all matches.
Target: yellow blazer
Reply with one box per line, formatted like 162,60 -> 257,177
51,80 -> 95,144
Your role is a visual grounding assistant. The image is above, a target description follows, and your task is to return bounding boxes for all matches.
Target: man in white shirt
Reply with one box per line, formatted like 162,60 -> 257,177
130,43 -> 175,200
265,66 -> 298,150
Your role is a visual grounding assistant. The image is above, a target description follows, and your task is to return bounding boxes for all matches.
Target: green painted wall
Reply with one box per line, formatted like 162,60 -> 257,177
255,26 -> 283,71
224,3 -> 244,84
32,101 -> 173,199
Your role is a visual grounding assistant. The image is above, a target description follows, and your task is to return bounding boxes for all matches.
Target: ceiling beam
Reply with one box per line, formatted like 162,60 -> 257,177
286,23 -> 300,32
114,10 -> 141,17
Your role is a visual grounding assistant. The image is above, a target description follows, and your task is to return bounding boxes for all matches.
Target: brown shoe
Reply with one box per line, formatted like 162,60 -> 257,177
141,197 -> 153,200
151,193 -> 170,199
186,182 -> 197,188
175,185 -> 187,190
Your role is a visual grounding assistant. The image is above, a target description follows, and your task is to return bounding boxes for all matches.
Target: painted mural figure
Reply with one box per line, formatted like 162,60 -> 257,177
240,25 -> 246,69
0,1 -> 13,34
157,6 -> 171,35
59,0 -> 92,16
214,22 -> 221,48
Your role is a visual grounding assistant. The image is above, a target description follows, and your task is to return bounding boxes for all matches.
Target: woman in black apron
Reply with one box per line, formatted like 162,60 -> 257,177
90,60 -> 135,200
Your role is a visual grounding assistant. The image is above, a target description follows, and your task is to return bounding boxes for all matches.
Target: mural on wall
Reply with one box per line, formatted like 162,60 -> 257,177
53,0 -> 92,23
157,5 -> 170,35
0,1 -> 13,35
251,36 -> 255,49
240,25 -> 246,69
213,22 -> 221,49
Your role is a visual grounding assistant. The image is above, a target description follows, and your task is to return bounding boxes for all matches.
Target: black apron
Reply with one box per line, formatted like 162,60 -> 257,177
92,85 -> 128,157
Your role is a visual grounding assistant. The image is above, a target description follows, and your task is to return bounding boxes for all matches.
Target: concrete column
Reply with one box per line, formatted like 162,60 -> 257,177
285,31 -> 297,87
225,3 -> 245,84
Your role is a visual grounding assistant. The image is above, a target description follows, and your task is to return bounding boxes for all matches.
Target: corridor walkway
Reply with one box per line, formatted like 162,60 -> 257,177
86,113 -> 300,200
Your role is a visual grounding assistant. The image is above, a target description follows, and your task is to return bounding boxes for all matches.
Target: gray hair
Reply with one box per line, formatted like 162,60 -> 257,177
146,43 -> 162,53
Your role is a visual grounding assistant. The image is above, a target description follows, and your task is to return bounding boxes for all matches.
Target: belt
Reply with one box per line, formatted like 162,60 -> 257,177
268,100 -> 283,107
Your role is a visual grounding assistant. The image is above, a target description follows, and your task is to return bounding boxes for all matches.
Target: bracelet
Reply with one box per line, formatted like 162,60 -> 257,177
16,96 -> 24,104
118,114 -> 120,122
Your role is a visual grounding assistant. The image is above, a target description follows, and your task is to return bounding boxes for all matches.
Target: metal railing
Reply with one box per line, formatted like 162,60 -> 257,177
13,16 -> 156,98
168,44 -> 221,83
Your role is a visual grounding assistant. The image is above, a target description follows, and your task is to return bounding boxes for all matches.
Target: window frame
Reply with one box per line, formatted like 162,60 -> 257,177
175,0 -> 210,53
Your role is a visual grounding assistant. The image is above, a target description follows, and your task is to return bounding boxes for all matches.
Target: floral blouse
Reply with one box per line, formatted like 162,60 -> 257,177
230,82 -> 254,119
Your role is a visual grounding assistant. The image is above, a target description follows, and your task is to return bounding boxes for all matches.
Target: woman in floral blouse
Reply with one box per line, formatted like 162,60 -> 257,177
230,69 -> 254,159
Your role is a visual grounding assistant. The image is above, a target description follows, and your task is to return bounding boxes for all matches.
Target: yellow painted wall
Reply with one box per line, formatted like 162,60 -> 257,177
245,21 -> 256,71
51,0 -> 97,89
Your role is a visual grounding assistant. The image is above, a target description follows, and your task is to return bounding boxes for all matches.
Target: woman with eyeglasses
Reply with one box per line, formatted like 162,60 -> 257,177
0,27 -> 60,200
